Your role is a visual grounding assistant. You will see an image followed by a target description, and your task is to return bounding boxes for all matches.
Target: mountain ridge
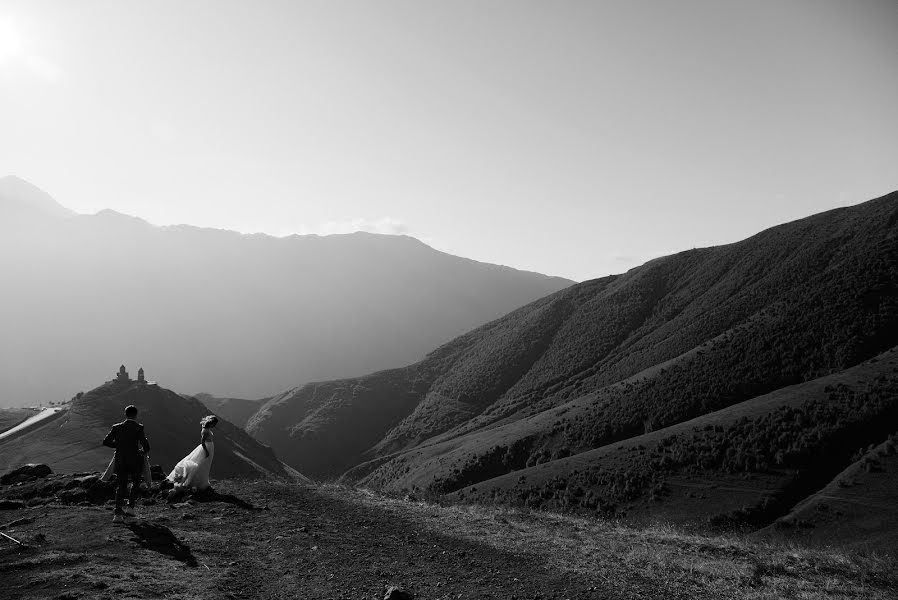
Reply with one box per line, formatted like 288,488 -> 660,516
0,175 -> 76,219
246,190 -> 898,547
0,176 -> 572,408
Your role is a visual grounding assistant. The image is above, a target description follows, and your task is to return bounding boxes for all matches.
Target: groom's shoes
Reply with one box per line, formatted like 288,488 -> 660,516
112,513 -> 125,524
124,506 -> 137,518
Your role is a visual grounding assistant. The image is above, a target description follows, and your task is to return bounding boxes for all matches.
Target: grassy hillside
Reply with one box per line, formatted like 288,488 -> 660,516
0,408 -> 38,434
437,349 -> 898,541
0,378 -> 291,480
253,191 -> 896,454
761,432 -> 898,551
247,191 -> 898,548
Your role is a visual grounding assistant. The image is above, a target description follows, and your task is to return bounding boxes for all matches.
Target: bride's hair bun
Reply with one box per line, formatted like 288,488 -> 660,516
201,415 -> 219,428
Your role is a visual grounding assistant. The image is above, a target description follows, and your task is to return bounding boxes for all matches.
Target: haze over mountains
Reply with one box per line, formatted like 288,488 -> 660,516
246,190 -> 898,548
0,175 -> 572,409
4,172 -> 897,547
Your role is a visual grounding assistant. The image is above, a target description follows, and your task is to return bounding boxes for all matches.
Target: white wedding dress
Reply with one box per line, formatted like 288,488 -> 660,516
167,429 -> 215,490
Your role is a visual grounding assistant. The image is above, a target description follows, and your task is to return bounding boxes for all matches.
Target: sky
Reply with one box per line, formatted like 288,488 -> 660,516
1,1 -> 896,282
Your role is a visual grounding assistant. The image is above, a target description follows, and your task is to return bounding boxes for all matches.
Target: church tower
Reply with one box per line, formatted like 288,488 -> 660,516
115,365 -> 130,383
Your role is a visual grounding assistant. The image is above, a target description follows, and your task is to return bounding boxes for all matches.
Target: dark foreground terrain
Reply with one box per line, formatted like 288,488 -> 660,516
2,476 -> 896,600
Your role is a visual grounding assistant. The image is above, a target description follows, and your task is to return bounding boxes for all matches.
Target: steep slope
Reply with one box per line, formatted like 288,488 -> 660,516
0,372 -> 292,480
439,349 -> 898,544
760,432 -> 898,551
0,176 -> 572,408
193,393 -> 265,429
251,191 -> 898,486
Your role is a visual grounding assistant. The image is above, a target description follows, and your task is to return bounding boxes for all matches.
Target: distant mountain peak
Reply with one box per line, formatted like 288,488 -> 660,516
0,175 -> 76,219
91,208 -> 151,226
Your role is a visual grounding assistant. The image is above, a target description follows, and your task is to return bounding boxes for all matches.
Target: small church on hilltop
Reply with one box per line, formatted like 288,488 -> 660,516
113,365 -> 149,385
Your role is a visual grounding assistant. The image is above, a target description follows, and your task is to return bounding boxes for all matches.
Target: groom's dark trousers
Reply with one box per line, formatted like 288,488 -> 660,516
103,419 -> 150,514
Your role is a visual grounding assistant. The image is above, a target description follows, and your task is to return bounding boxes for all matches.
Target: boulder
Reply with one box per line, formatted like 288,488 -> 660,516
384,586 -> 413,600
1,464 -> 53,485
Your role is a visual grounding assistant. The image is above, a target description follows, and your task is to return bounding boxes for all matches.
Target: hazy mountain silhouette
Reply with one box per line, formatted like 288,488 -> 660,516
0,370 -> 293,479
247,190 -> 898,544
0,175 -> 76,220
194,393 -> 265,429
0,175 -> 572,408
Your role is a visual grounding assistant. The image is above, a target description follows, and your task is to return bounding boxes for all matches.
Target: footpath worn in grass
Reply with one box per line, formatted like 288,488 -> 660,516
353,485 -> 897,600
2,479 -> 895,599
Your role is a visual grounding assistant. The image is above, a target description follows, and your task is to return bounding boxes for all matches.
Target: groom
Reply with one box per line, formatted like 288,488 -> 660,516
102,404 -> 151,523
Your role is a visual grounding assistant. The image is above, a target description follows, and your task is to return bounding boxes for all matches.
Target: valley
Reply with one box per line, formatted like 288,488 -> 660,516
239,191 -> 898,549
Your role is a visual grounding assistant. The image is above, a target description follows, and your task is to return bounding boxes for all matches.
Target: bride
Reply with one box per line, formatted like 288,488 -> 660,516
167,415 -> 218,490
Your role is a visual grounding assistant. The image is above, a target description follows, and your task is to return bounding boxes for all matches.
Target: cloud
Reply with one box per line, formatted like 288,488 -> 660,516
303,217 -> 410,236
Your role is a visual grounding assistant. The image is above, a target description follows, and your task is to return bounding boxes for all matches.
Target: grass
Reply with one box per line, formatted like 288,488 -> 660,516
0,408 -> 38,435
326,483 -> 898,600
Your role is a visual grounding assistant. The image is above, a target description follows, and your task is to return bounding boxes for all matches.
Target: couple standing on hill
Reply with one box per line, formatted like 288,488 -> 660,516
102,404 -> 218,523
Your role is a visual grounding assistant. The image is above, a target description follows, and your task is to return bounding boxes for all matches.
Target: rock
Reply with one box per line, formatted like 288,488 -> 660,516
181,513 -> 196,520
1,464 -> 53,485
82,482 -> 116,505
0,499 -> 26,510
58,488 -> 88,504
384,585 -> 413,600
150,465 -> 166,481
0,478 -> 66,503
76,475 -> 101,488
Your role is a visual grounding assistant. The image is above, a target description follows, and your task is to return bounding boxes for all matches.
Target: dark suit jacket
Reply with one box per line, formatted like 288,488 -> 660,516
103,419 -> 150,458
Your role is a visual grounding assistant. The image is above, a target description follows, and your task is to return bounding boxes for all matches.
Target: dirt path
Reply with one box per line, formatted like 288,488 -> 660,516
1,480 -> 607,600
216,482 -> 605,599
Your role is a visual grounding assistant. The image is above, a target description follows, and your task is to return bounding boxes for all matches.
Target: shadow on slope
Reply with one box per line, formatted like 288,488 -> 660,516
444,348 -> 898,550
761,433 -> 898,551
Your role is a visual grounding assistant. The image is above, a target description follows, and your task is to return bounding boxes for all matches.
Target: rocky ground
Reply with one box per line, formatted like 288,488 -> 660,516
1,470 -> 896,599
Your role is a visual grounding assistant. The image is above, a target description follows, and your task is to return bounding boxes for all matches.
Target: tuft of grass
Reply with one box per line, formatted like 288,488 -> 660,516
323,483 -> 898,599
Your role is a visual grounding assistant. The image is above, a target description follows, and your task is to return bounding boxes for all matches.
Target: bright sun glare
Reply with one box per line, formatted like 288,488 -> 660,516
0,16 -> 25,63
